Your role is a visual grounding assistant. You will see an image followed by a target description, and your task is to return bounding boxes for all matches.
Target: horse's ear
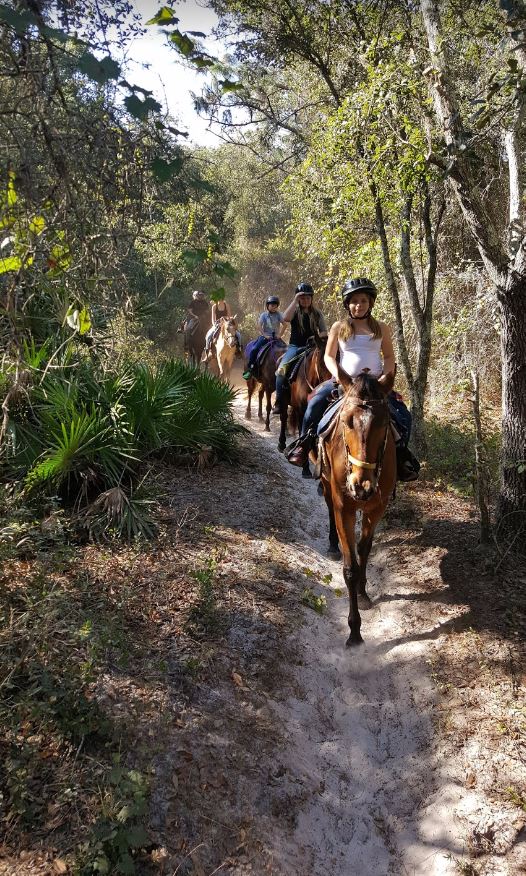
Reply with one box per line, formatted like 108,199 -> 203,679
378,369 -> 396,395
336,363 -> 353,391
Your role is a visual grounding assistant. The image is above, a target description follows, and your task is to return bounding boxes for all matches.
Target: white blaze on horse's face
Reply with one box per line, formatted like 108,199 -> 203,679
342,402 -> 387,501
223,318 -> 237,348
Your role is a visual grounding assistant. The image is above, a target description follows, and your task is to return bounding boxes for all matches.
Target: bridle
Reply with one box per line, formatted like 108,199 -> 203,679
223,318 -> 237,347
340,397 -> 390,483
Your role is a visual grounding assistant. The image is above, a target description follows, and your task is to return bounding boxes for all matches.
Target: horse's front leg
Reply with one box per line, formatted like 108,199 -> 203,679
334,503 -> 362,646
356,507 -> 384,610
321,477 -> 341,559
258,387 -> 264,421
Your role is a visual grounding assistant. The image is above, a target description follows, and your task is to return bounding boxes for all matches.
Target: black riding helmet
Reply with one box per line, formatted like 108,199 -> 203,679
266,295 -> 280,306
296,282 -> 314,296
341,277 -> 377,305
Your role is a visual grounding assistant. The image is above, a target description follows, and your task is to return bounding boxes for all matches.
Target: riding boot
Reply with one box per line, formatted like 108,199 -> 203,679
285,431 -> 314,467
287,444 -> 310,467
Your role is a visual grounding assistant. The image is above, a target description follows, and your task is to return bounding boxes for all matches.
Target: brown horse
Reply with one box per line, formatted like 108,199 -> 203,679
319,367 -> 396,646
244,339 -> 286,431
208,316 -> 239,382
185,317 -> 208,368
278,336 -> 331,478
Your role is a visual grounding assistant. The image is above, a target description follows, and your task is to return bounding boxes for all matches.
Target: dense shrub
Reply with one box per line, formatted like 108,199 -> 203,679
2,347 -> 243,539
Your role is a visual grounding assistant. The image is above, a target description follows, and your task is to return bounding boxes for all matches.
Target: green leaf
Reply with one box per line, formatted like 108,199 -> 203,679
170,30 -> 195,57
146,6 -> 178,25
0,255 -> 22,274
124,94 -> 162,120
150,156 -> 184,182
181,248 -> 208,269
213,260 -> 237,279
188,176 -> 215,193
126,824 -> 149,848
76,52 -> 121,84
29,215 -> 45,235
41,23 -> 70,43
117,853 -> 135,875
219,79 -> 244,93
65,304 -> 91,334
0,4 -> 36,34
192,56 -> 215,69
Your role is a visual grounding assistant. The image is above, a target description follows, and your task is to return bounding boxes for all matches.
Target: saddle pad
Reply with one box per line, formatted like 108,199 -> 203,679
317,397 -> 343,437
257,340 -> 272,366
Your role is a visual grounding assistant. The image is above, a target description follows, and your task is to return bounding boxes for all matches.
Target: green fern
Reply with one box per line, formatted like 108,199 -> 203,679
25,408 -> 136,492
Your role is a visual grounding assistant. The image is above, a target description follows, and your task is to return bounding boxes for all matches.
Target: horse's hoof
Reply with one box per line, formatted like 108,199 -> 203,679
245,413 -> 251,420
278,443 -> 286,453
346,633 -> 364,647
264,425 -> 270,432
358,593 -> 373,611
302,469 -> 313,479
327,547 -> 341,560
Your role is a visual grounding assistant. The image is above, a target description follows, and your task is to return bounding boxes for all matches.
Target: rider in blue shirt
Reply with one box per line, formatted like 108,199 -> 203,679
243,296 -> 284,380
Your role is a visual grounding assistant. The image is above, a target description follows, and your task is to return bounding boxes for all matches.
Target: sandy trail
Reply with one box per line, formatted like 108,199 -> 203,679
228,364 -> 494,876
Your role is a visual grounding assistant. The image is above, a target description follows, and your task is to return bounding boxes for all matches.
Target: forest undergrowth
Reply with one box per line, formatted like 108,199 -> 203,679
1,392 -> 524,874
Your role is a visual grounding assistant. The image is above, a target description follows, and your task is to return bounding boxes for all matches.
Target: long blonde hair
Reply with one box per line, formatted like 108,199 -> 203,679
338,314 -> 382,341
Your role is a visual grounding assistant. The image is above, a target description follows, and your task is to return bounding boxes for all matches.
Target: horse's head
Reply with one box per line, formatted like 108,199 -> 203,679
221,315 -> 238,348
337,367 -> 395,501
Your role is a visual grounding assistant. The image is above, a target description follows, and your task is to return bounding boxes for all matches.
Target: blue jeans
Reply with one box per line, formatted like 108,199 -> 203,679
301,379 -> 337,435
274,345 -> 303,405
247,335 -> 270,369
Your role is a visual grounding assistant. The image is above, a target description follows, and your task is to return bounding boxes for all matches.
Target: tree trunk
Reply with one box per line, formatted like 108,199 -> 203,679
408,382 -> 426,456
497,275 -> 526,540
470,370 -> 491,544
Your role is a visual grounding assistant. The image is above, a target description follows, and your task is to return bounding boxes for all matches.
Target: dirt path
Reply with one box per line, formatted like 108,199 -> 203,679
219,363 -> 526,876
2,368 -> 524,876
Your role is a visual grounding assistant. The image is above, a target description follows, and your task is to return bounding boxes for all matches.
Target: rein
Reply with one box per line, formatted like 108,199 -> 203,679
303,347 -> 318,393
304,344 -> 326,393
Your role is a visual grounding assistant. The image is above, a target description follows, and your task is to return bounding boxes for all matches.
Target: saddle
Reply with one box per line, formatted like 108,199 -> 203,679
285,347 -> 308,383
186,317 -> 200,336
257,338 -> 286,369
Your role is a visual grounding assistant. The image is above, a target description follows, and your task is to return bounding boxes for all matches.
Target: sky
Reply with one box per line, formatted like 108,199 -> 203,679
123,1 -> 226,146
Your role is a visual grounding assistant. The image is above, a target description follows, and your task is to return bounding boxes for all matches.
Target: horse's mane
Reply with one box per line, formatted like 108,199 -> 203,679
348,371 -> 384,401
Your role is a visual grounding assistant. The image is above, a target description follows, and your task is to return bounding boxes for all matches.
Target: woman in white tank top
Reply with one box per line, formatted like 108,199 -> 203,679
286,278 -> 395,471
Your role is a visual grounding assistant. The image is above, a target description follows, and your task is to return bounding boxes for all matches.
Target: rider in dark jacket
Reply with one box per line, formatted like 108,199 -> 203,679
272,282 -> 328,413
